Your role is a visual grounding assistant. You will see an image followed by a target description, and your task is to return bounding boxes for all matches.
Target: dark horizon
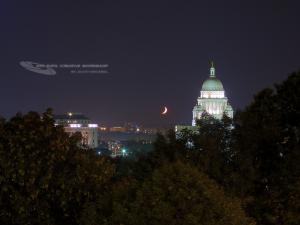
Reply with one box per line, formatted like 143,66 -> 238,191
1,0 -> 300,126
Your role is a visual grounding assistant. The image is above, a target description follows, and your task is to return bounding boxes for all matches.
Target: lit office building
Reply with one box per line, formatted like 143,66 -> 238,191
54,112 -> 98,148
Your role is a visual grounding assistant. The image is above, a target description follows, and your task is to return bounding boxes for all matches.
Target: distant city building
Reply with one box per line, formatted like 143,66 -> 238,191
175,125 -> 199,133
98,126 -> 108,131
109,126 -> 127,132
192,62 -> 233,125
109,123 -> 141,133
143,127 -> 163,134
124,122 -> 141,133
54,112 -> 98,148
55,112 -> 90,125
108,140 -> 125,157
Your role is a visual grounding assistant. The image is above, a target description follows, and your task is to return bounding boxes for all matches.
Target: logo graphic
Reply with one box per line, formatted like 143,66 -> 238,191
20,61 -> 109,75
20,61 -> 57,75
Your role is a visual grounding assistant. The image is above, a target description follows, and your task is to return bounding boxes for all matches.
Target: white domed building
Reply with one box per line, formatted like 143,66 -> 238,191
192,63 -> 233,126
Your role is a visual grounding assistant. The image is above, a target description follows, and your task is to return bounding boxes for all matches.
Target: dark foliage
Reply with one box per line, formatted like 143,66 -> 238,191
0,109 -> 114,225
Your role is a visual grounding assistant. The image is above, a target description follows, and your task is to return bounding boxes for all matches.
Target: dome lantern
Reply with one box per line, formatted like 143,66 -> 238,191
210,61 -> 215,77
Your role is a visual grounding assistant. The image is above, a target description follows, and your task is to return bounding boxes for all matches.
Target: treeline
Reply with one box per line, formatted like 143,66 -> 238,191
0,72 -> 299,225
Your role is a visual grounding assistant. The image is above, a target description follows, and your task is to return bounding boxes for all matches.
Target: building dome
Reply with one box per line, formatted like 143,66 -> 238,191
201,77 -> 224,91
192,61 -> 234,126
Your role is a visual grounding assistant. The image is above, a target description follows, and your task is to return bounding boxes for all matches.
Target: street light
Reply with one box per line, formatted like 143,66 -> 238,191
122,148 -> 127,156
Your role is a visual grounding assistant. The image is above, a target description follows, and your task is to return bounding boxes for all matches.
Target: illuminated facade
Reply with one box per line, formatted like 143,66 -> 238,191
54,112 -> 98,148
192,63 -> 233,126
64,126 -> 98,148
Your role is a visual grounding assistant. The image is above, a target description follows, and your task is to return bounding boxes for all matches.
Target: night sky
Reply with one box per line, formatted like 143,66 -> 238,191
1,0 -> 300,127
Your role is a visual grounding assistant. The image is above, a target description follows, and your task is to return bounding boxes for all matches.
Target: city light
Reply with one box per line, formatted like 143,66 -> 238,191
122,148 -> 127,156
70,124 -> 81,128
88,124 -> 98,128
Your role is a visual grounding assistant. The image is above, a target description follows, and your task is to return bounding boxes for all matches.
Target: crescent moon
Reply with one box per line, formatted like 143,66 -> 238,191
162,106 -> 168,115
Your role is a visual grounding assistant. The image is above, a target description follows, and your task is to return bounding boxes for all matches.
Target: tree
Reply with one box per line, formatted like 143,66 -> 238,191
233,72 -> 300,225
110,161 -> 255,225
0,110 -> 114,225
